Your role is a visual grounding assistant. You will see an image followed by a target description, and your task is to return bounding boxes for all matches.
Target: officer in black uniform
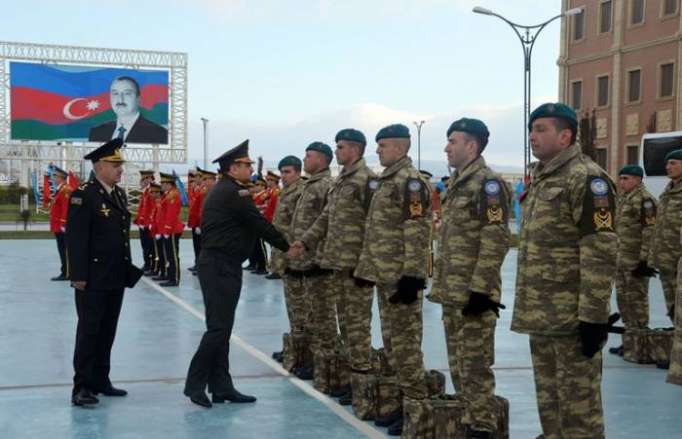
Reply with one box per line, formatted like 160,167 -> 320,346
66,138 -> 143,407
184,140 -> 293,408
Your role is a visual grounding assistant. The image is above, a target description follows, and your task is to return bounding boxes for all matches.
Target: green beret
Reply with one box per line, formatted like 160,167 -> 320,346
528,102 -> 577,131
446,117 -> 490,149
335,128 -> 367,146
375,124 -> 411,142
278,155 -> 302,171
306,142 -> 333,161
664,149 -> 682,162
619,164 -> 644,177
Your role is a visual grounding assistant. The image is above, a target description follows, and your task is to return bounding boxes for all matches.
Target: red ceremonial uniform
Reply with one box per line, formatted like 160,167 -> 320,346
187,186 -> 204,229
50,183 -> 72,233
134,187 -> 153,227
262,187 -> 280,223
160,188 -> 185,235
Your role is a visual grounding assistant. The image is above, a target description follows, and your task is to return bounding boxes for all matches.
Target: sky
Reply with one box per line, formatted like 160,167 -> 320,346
3,0 -> 564,175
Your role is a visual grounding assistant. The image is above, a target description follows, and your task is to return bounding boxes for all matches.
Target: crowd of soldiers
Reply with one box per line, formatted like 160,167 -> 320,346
49,102 -> 682,438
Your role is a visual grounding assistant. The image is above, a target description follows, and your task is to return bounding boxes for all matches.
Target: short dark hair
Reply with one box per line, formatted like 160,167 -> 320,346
550,118 -> 577,144
112,76 -> 141,96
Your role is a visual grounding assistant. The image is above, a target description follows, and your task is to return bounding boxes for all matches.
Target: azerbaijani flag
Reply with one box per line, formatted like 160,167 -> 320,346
10,62 -> 168,141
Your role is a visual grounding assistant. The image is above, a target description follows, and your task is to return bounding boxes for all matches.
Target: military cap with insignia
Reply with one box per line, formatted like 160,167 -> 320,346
159,172 -> 176,184
619,164 -> 644,177
149,182 -> 162,192
196,166 -> 217,177
52,165 -> 68,177
375,124 -> 411,142
528,102 -> 577,130
335,128 -> 367,146
139,169 -> 155,176
664,148 -> 682,162
278,155 -> 302,171
447,117 -> 490,150
84,138 -> 125,163
212,139 -> 255,172
266,170 -> 281,180
306,141 -> 333,161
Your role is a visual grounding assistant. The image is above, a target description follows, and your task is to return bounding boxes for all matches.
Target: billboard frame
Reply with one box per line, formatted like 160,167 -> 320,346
0,40 -> 187,165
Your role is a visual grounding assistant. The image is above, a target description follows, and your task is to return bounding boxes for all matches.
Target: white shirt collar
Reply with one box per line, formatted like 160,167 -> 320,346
96,177 -> 114,195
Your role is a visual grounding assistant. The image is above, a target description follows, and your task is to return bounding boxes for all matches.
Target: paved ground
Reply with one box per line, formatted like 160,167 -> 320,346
0,239 -> 680,438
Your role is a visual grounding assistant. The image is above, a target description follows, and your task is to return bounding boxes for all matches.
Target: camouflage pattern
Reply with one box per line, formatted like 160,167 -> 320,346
622,328 -> 653,364
649,180 -> 682,311
281,331 -> 313,372
270,178 -> 304,275
281,276 -> 312,368
529,334 -> 604,439
648,327 -> 674,365
304,273 -> 337,358
429,156 -> 511,307
667,257 -> 682,385
313,348 -> 350,395
512,144 -> 616,439
354,156 -> 432,283
427,156 -> 510,432
615,183 -> 657,329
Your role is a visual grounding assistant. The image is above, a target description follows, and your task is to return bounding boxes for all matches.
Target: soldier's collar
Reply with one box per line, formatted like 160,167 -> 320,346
339,158 -> 366,178
305,167 -> 331,183
380,156 -> 410,179
452,155 -> 486,186
534,144 -> 580,181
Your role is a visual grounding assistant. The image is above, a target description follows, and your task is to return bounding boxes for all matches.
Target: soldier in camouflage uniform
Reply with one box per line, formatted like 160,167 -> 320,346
649,149 -> 682,325
288,142 -> 334,379
269,156 -> 308,363
668,255 -> 682,384
428,118 -> 510,439
296,129 -> 377,403
511,103 -> 617,439
354,123 -> 432,436
608,165 -> 657,356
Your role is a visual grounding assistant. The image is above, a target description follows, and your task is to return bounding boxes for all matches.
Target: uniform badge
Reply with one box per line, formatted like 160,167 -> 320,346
593,210 -> 613,231
70,197 -> 82,206
100,204 -> 111,217
481,178 -> 508,225
590,178 -> 609,196
368,179 -> 379,191
238,189 -> 250,197
486,206 -> 504,223
484,180 -> 501,196
642,199 -> 656,226
405,178 -> 426,219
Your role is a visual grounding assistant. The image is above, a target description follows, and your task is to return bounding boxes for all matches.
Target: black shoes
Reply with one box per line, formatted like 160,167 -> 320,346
271,351 -> 283,363
188,266 -> 196,272
608,345 -> 624,356
151,275 -> 166,281
375,409 -> 402,427
159,281 -> 179,287
265,273 -> 282,280
51,274 -> 68,281
72,388 -> 99,406
657,361 -> 670,370
338,390 -> 353,406
294,366 -> 313,380
212,389 -> 257,404
253,269 -> 268,275
94,386 -> 127,397
330,385 -> 350,398
187,391 -> 212,408
387,415 -> 403,436
467,428 -> 493,439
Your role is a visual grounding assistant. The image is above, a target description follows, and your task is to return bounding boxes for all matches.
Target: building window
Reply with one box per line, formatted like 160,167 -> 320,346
663,0 -> 678,16
595,148 -> 608,170
631,0 -> 645,24
627,145 -> 639,165
571,81 -> 583,110
660,63 -> 675,97
627,69 -> 641,102
573,10 -> 585,40
597,75 -> 610,106
599,1 -> 613,33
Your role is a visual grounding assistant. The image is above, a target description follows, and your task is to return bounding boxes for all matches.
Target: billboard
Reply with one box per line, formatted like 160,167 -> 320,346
10,62 -> 169,144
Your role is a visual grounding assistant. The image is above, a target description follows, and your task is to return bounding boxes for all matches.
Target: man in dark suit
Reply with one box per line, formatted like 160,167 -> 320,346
88,76 -> 168,144
66,138 -> 143,407
183,140 -> 300,408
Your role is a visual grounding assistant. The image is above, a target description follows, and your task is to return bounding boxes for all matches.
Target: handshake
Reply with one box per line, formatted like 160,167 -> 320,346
286,240 -> 306,259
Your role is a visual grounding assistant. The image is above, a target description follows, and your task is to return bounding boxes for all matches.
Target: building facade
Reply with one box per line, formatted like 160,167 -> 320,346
558,0 -> 682,174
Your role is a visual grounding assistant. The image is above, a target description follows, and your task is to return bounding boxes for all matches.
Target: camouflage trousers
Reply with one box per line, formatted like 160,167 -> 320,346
529,334 -> 604,439
304,273 -> 337,357
667,257 -> 682,385
377,284 -> 428,400
283,275 -> 311,339
661,269 -> 678,318
329,270 -> 374,371
442,304 -> 497,432
614,267 -> 650,329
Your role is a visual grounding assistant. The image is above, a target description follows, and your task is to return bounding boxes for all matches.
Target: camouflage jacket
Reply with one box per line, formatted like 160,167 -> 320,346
511,144 -> 617,335
270,178 -> 304,275
649,179 -> 682,274
354,156 -> 432,284
288,168 -> 333,270
301,158 -> 377,271
428,156 -> 511,307
616,184 -> 657,271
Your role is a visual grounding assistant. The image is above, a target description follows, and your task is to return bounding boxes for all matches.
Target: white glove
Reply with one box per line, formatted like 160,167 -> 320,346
195,227 -> 201,235
163,234 -> 170,239
155,234 -> 161,240
60,226 -> 66,233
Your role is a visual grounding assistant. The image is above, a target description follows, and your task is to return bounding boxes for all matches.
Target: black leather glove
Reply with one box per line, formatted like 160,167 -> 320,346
631,261 -> 659,278
578,321 -> 608,358
389,276 -> 425,305
461,291 -> 506,317
353,276 -> 375,288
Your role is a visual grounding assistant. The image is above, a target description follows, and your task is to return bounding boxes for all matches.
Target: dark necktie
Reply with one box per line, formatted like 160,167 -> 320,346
117,126 -> 126,139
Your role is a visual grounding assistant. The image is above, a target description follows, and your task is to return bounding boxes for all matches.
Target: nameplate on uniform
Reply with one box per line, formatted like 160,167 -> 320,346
71,197 -> 82,206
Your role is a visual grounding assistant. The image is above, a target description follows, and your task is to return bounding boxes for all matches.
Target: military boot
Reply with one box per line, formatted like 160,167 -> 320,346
338,389 -> 352,406
374,409 -> 401,427
330,384 -> 350,398
386,415 -> 403,436
466,427 -> 493,439
608,344 -> 624,356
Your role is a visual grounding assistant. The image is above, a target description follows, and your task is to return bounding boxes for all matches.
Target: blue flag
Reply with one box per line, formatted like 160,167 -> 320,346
173,171 -> 189,206
31,170 -> 40,206
513,179 -> 524,232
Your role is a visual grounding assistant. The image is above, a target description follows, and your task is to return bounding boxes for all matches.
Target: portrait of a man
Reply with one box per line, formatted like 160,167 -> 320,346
88,76 -> 168,144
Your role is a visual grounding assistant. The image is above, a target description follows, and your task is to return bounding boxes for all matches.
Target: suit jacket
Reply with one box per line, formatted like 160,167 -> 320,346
88,115 -> 168,144
66,179 -> 134,290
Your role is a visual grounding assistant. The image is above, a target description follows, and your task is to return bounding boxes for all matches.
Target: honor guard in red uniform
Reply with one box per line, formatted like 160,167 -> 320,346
157,172 -> 185,286
50,166 -> 72,281
150,184 -> 166,278
187,169 -> 203,273
263,171 -> 281,223
249,176 -> 270,274
134,170 -> 156,273
146,183 -> 163,276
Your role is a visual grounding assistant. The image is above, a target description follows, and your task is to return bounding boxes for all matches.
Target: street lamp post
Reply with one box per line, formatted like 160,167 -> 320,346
200,118 -> 209,168
413,120 -> 426,170
472,6 -> 582,176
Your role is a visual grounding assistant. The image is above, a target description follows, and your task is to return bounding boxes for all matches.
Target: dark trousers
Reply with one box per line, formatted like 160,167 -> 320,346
163,234 -> 181,283
55,232 -> 68,277
73,288 -> 124,395
139,227 -> 153,270
191,228 -> 202,265
185,254 -> 242,395
153,237 -> 166,276
248,239 -> 267,270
